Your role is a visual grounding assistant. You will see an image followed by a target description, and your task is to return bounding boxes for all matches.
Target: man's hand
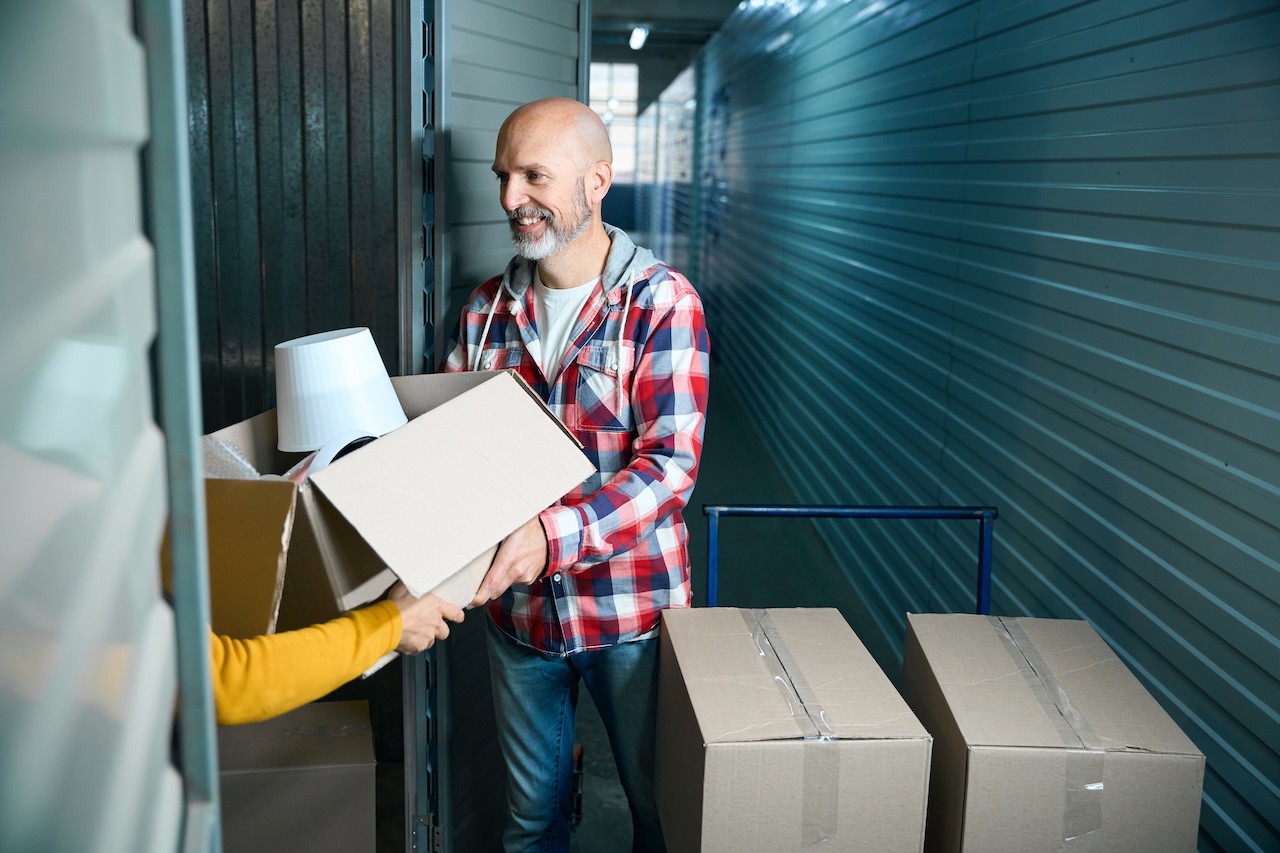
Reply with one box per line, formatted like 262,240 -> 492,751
388,584 -> 465,654
470,515 -> 549,608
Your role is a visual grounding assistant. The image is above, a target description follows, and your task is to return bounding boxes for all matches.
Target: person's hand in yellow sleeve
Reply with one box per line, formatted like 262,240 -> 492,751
388,582 -> 465,654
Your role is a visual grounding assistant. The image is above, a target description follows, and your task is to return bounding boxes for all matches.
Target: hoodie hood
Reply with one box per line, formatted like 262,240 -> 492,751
472,224 -> 658,403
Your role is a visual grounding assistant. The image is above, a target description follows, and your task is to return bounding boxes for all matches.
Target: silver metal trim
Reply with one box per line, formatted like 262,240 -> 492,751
139,0 -> 221,849
431,0 -> 453,369
398,0 -> 427,376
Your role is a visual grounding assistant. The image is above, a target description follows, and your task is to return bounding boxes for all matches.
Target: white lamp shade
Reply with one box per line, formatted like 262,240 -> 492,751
274,327 -> 408,452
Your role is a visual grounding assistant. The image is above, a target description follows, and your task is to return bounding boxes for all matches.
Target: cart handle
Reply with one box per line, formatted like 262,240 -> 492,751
702,505 -> 998,614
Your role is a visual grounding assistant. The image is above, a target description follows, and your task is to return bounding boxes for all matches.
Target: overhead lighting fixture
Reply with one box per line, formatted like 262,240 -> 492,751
629,26 -> 649,50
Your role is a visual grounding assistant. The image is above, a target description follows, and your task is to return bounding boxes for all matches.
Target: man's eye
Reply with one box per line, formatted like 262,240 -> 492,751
527,172 -> 543,181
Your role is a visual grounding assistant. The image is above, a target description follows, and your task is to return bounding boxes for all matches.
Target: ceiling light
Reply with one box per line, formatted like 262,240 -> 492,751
629,26 -> 649,50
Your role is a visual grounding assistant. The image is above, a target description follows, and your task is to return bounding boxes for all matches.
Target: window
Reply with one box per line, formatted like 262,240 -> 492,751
589,63 -> 639,183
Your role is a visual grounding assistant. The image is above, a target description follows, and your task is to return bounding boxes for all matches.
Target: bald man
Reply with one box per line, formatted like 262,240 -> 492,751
442,97 -> 710,852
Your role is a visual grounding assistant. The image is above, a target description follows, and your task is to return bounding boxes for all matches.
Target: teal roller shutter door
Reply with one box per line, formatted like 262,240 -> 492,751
660,1 -> 1280,850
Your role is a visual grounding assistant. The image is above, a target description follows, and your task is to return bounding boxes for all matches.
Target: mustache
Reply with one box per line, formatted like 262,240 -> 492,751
508,205 -> 551,221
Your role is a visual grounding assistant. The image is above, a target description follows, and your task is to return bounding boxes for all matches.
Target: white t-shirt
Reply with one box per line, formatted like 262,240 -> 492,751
534,269 -> 600,380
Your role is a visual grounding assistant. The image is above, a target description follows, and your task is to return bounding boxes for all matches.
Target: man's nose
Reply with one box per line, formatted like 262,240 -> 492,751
501,181 -> 527,211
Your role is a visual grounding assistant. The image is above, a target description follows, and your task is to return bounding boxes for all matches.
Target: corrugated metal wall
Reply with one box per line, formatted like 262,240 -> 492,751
649,66 -> 698,271
634,105 -> 658,246
185,0 -> 411,431
438,0 -> 585,354
433,2 -> 587,849
643,1 -> 1280,849
0,3 -> 182,852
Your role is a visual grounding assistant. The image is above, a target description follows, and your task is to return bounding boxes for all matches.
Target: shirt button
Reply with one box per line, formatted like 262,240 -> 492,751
553,573 -> 562,582
610,362 -> 618,371
483,355 -> 493,368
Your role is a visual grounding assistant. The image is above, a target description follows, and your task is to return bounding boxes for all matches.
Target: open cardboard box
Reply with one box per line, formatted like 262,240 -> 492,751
218,699 -> 377,853
902,613 -> 1205,853
656,607 -> 933,852
200,370 -> 594,655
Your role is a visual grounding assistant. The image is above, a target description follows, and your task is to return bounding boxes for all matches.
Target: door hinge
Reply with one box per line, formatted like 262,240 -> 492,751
411,813 -> 444,853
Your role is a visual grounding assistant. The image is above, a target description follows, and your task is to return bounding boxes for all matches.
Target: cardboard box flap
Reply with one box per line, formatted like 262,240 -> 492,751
1007,617 -> 1201,755
310,370 -> 594,597
205,408 -> 287,477
663,608 -> 809,743
504,370 -> 583,447
907,613 -> 1201,756
392,370 -> 582,448
665,608 -> 928,745
763,608 -> 931,741
391,371 -> 494,419
205,478 -> 296,638
907,613 -> 1071,750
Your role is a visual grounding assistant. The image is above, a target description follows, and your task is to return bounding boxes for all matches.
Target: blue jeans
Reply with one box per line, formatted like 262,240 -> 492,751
486,618 -> 667,853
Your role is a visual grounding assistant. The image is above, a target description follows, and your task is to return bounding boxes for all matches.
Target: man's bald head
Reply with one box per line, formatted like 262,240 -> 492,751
492,97 -> 615,270
498,97 -> 613,169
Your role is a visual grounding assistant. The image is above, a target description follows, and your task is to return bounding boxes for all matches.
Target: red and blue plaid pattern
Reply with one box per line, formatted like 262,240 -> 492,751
443,231 -> 710,655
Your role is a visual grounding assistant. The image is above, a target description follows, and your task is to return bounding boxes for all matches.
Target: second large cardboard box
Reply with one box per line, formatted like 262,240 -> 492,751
902,613 -> 1205,853
201,370 -> 594,637
219,700 -> 376,853
656,607 -> 933,852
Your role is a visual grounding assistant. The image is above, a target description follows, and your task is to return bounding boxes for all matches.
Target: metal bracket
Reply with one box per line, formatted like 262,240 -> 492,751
411,813 -> 444,853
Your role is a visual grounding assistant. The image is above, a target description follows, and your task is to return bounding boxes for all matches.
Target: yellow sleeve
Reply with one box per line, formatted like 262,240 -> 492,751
209,600 -> 402,725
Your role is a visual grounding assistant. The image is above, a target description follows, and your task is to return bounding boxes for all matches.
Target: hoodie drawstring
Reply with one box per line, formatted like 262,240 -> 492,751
473,272 -> 635,419
615,277 -> 633,413
472,285 -> 505,371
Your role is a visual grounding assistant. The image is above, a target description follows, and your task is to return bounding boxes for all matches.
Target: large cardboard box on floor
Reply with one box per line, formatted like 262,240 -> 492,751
200,370 -> 593,639
218,700 -> 376,853
656,607 -> 933,852
902,613 -> 1205,853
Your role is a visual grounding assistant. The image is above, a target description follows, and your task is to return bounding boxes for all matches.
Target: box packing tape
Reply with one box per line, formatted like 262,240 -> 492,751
741,610 -> 839,849
993,617 -> 1105,844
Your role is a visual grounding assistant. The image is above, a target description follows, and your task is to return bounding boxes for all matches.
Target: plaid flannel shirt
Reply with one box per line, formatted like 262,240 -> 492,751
443,226 -> 710,655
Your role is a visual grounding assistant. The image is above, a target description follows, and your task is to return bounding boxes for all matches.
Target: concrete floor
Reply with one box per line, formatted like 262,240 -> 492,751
568,693 -> 631,853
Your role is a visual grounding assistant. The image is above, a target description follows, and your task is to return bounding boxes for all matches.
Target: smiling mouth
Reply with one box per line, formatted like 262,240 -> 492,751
509,207 -> 549,231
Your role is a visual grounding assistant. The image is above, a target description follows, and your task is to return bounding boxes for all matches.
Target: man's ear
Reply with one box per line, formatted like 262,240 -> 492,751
588,159 -> 613,204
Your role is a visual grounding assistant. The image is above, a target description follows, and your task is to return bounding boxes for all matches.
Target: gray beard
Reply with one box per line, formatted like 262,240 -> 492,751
510,180 -> 592,260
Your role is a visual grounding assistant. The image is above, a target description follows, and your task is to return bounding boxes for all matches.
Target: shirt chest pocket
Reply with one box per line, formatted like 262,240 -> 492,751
476,345 -> 526,371
573,343 -> 634,433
